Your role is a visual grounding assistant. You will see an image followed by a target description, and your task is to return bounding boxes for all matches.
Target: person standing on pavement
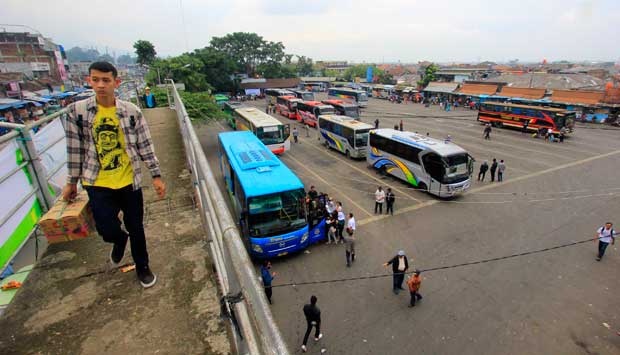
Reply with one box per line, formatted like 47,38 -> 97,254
63,61 -> 165,289
293,127 -> 299,143
383,250 -> 409,294
301,295 -> 323,353
483,123 -> 492,140
374,118 -> 379,129
374,186 -> 385,214
490,158 -> 498,182
304,123 -> 310,137
325,214 -> 337,244
478,161 -> 489,181
497,159 -> 506,182
595,222 -> 615,261
260,260 -> 276,304
406,270 -> 423,307
345,213 -> 356,266
336,202 -> 346,243
386,188 -> 395,215
399,120 -> 403,131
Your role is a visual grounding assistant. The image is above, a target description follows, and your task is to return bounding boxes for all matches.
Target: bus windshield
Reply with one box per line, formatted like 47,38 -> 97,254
301,93 -> 314,101
320,106 -> 335,115
257,126 -> 284,145
442,154 -> 470,183
248,188 -> 307,238
354,129 -> 370,148
359,93 -> 368,102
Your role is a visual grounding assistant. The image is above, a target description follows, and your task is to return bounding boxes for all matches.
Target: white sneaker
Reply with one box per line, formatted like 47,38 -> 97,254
301,345 -> 307,352
315,333 -> 323,341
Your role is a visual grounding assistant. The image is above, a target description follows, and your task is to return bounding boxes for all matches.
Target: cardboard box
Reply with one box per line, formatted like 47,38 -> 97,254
39,191 -> 95,244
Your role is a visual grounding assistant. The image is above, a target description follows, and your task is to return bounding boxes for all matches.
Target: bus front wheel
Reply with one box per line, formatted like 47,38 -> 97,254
417,182 -> 427,193
345,150 -> 350,159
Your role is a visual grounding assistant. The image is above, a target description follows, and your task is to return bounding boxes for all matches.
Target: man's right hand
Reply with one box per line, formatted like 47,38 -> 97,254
62,183 -> 77,202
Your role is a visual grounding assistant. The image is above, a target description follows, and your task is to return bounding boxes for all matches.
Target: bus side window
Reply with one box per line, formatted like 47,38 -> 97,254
421,153 -> 444,181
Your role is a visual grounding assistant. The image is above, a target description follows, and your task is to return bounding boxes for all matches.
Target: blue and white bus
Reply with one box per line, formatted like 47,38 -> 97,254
367,129 -> 474,198
327,88 -> 368,108
218,131 -> 325,258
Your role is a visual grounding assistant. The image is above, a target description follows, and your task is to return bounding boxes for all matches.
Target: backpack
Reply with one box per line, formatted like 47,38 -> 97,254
599,226 -> 614,238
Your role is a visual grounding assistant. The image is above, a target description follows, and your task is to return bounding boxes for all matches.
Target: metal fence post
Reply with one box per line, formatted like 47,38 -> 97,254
19,126 -> 56,211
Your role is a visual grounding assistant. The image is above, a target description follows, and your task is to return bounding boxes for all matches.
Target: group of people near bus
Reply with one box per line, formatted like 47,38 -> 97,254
477,158 -> 507,182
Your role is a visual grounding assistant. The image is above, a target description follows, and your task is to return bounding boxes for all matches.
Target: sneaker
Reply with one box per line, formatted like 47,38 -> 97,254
137,266 -> 157,288
301,345 -> 307,352
315,333 -> 323,341
596,257 -> 601,261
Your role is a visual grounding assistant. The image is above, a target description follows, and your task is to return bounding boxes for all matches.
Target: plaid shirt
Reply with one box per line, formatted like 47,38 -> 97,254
65,96 -> 161,190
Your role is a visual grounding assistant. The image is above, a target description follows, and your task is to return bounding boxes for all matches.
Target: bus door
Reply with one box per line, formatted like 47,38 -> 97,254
421,153 -> 445,194
305,195 -> 327,244
284,124 -> 291,150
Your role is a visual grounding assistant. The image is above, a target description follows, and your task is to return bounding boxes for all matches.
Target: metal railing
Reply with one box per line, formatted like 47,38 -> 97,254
0,108 -> 70,274
165,79 -> 289,355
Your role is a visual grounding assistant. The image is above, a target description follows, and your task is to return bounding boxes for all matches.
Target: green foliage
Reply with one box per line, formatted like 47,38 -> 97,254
66,47 -> 101,63
192,47 -> 237,91
149,87 -> 226,122
117,54 -> 135,65
210,32 -> 287,76
321,68 -> 339,78
376,71 -> 394,85
296,55 -> 314,76
133,40 -> 157,66
342,64 -> 393,84
417,63 -> 439,88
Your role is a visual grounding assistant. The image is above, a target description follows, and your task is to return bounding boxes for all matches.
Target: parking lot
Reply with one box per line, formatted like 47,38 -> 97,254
196,94 -> 620,354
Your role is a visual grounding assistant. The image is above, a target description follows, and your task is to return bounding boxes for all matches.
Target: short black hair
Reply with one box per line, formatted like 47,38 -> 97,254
263,260 -> 270,267
89,61 -> 118,78
310,295 -> 317,305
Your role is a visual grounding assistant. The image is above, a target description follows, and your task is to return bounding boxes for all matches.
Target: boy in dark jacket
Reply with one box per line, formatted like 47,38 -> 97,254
301,295 -> 323,352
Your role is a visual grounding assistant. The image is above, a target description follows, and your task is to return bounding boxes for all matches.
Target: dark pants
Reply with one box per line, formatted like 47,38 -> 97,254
598,241 -> 610,259
386,202 -> 394,215
484,132 -> 490,139
294,135 -> 298,143
478,171 -> 486,181
85,185 -> 148,268
490,170 -> 496,182
393,272 -> 405,291
264,286 -> 272,304
409,291 -> 423,306
337,220 -> 345,239
302,320 -> 321,345
498,172 -> 503,182
375,202 -> 383,214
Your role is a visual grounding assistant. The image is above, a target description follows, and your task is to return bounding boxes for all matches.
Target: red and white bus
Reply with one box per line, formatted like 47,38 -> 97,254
322,99 -> 360,119
276,95 -> 302,119
477,102 -> 575,135
296,101 -> 335,127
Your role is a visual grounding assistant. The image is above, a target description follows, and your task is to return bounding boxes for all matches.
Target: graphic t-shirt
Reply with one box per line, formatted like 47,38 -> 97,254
87,105 -> 134,189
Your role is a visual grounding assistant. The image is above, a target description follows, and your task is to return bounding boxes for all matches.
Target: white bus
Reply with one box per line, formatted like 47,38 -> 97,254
233,107 -> 291,154
290,89 -> 315,101
367,129 -> 473,197
327,88 -> 368,108
265,88 -> 296,105
318,115 -> 374,159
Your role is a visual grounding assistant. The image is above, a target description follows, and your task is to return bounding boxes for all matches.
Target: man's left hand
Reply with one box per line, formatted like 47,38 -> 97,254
153,177 -> 166,198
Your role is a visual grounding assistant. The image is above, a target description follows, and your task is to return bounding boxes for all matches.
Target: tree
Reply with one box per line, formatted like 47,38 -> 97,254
296,55 -> 314,76
133,40 -> 157,66
417,63 -> 439,88
117,54 -> 135,65
377,71 -> 394,85
97,54 -> 115,63
66,46 -> 100,63
193,47 -> 237,92
210,32 -> 286,76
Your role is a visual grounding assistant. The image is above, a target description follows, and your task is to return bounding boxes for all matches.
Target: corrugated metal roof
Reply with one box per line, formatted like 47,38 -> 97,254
458,83 -> 499,96
550,90 -> 604,105
422,82 -> 459,93
499,87 -> 546,100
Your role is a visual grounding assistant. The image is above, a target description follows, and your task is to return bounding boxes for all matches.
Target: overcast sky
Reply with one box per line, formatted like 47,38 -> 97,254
2,0 -> 619,63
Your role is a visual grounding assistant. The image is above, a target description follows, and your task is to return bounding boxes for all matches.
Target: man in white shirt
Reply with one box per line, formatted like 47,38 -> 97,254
595,222 -> 615,261
374,186 -> 385,214
345,213 -> 356,266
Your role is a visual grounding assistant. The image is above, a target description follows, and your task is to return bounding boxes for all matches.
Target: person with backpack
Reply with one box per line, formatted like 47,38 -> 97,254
595,222 -> 615,261
62,61 -> 165,289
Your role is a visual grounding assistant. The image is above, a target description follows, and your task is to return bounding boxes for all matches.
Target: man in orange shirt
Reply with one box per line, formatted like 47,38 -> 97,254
406,270 -> 423,307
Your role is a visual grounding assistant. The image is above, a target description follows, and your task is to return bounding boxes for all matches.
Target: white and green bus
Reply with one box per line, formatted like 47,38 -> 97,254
367,129 -> 474,197
327,88 -> 368,108
317,115 -> 374,159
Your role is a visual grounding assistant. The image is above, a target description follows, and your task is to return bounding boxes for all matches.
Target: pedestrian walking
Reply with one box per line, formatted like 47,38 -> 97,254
406,270 -> 423,307
478,161 -> 489,181
293,127 -> 299,143
595,222 -> 615,261
374,118 -> 379,129
399,120 -> 403,131
63,61 -> 165,288
383,250 -> 409,294
490,158 -> 498,182
522,120 -> 529,134
260,260 -> 276,304
374,186 -> 385,214
497,160 -> 506,182
304,123 -> 310,137
386,188 -> 395,215
483,123 -> 492,140
345,213 -> 356,267
301,295 -> 323,353
336,202 -> 345,242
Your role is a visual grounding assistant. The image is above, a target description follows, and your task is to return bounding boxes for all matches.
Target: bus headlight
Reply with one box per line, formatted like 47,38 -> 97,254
252,244 -> 263,254
301,232 -> 309,243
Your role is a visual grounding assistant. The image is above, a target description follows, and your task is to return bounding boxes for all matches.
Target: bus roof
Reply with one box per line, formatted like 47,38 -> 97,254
234,107 -> 283,128
318,115 -> 374,130
218,131 -> 304,198
371,128 -> 468,156
322,100 -> 358,108
482,101 -> 570,113
302,101 -> 332,108
329,87 -> 365,94
278,95 -> 302,102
